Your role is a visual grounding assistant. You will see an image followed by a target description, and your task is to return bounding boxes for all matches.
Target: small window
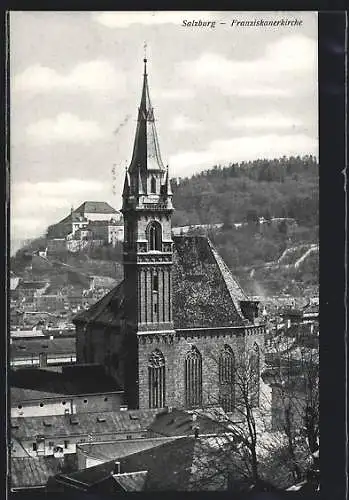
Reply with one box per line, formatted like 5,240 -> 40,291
150,176 -> 156,193
48,441 -> 54,448
32,443 -> 37,451
64,440 -> 69,449
154,303 -> 157,314
62,401 -> 66,405
153,275 -> 158,292
104,397 -> 108,402
126,435 -> 132,440
39,403 -> 44,407
84,399 -> 88,404
17,405 -> 22,410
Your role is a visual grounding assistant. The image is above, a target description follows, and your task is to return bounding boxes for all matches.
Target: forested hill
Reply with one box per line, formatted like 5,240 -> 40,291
171,155 -> 318,229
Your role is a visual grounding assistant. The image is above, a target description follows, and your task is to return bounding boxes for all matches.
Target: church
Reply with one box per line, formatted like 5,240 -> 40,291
73,57 -> 266,411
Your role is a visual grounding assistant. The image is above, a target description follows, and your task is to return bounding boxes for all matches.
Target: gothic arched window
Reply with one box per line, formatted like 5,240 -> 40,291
249,342 -> 260,407
219,345 -> 235,412
185,346 -> 202,408
147,221 -> 162,251
150,176 -> 156,193
148,349 -> 165,408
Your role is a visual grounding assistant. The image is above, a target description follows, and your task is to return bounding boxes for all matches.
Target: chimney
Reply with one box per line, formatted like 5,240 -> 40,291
114,461 -> 121,474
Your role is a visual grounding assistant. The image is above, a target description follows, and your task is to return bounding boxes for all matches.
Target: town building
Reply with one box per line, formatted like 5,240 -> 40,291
10,409 -> 161,460
47,201 -> 122,248
73,58 -> 266,413
10,336 -> 76,368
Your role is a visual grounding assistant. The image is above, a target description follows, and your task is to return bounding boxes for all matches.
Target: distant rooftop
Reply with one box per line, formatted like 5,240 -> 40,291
10,365 -> 121,398
75,201 -> 118,214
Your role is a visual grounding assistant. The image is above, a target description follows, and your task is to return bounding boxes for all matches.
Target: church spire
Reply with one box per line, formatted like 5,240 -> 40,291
122,169 -> 130,198
163,166 -> 172,196
128,56 -> 165,174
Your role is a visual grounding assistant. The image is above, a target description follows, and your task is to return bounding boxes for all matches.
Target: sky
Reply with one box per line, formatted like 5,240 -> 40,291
10,11 -> 318,252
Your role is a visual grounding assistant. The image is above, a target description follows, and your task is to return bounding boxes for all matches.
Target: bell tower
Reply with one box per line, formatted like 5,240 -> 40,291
121,57 -> 175,406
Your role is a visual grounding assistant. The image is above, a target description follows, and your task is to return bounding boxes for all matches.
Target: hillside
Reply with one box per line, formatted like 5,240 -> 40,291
11,156 -> 318,297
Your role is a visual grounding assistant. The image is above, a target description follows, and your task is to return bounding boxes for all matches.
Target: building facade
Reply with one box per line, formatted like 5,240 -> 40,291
74,58 -> 266,412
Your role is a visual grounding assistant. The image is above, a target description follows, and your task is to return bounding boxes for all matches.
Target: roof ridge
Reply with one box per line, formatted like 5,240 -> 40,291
207,238 -> 248,316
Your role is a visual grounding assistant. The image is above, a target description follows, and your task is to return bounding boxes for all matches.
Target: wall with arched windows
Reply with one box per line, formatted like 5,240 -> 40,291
138,330 -> 265,410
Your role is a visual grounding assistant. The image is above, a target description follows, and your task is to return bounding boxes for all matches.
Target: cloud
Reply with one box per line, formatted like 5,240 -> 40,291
13,60 -> 125,93
93,11 -> 213,28
26,113 -> 105,144
171,114 -> 204,131
170,133 -> 318,177
179,35 -> 317,97
11,179 -> 106,240
154,88 -> 195,100
228,113 -> 303,131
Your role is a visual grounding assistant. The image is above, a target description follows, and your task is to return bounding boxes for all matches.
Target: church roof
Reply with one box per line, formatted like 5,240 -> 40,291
73,236 -> 249,329
128,59 -> 165,174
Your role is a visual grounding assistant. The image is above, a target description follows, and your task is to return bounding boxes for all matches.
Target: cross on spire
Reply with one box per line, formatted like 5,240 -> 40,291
143,41 -> 148,75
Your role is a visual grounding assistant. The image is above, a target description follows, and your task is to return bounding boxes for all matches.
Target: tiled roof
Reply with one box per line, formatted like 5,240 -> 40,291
73,236 -> 249,329
147,408 -> 226,437
172,237 -> 245,327
73,282 -> 123,327
11,456 -> 64,489
76,201 -> 118,214
113,471 -> 148,491
10,366 -> 121,398
77,436 -> 178,462
11,337 -> 75,358
11,409 -> 160,440
57,436 -> 230,491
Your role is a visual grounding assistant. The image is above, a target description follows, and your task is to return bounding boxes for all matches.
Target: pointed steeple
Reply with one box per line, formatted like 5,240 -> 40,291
128,57 -> 165,174
137,165 -> 145,195
163,166 -> 172,196
122,169 -> 130,198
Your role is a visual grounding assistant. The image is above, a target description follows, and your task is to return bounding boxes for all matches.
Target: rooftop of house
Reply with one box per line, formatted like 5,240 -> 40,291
10,456 -> 68,490
76,201 -> 119,214
77,436 -> 179,462
11,337 -> 76,358
147,407 -> 227,437
73,236 -> 251,329
11,409 -> 161,439
55,435 -> 233,491
10,365 -> 121,399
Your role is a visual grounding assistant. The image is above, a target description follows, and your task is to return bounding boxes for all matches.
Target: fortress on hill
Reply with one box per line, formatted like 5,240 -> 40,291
73,57 -> 266,411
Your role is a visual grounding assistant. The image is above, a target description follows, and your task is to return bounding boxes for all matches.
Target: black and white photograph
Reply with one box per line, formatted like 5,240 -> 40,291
9,11 -> 319,494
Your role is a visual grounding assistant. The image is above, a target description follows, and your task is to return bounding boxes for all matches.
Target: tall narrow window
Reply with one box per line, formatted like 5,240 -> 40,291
185,346 -> 202,408
249,342 -> 260,407
219,345 -> 235,412
151,176 -> 156,193
147,221 -> 162,251
153,274 -> 159,291
148,349 -> 166,408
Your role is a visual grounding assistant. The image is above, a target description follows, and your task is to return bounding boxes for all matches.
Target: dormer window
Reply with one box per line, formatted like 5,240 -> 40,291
150,176 -> 156,193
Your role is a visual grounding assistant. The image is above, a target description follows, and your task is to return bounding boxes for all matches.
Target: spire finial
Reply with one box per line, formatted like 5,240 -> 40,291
143,41 -> 147,75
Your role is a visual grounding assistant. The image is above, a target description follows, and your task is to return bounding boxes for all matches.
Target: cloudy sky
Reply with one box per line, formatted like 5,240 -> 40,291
10,11 -> 318,252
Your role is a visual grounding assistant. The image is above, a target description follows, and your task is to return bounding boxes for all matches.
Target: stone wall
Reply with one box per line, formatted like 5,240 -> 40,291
138,327 -> 265,409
